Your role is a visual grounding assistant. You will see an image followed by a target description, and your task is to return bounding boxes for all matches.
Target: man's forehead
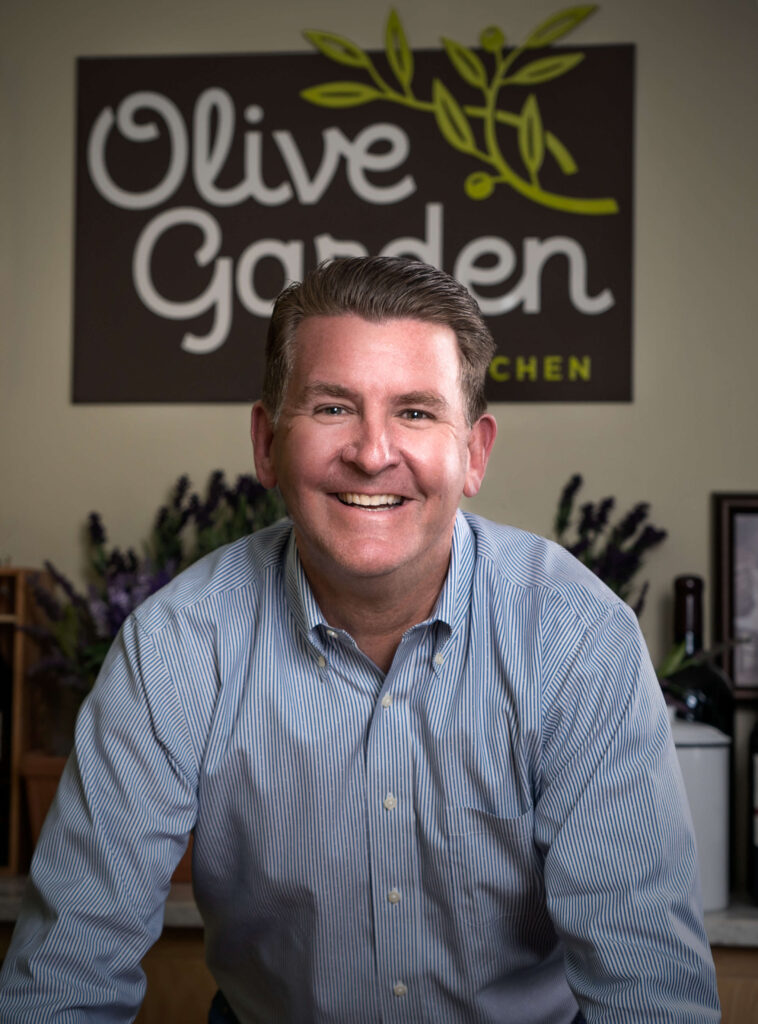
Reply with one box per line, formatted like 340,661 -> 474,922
288,315 -> 460,376
290,313 -> 461,362
293,312 -> 454,337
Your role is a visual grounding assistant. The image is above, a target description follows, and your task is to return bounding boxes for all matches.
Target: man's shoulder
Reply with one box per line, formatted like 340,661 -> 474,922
133,517 -> 292,634
462,511 -> 623,621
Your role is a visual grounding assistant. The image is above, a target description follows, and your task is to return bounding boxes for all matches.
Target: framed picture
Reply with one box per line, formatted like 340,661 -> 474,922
713,492 -> 758,699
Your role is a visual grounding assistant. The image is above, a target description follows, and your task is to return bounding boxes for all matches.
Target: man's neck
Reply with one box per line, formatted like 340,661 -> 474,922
303,560 -> 449,674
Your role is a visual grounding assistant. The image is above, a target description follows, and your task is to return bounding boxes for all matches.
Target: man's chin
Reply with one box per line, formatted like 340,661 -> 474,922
302,540 -> 419,588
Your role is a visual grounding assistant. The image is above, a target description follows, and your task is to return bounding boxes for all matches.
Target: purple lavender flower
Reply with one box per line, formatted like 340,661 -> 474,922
576,502 -> 596,537
30,468 -> 283,702
87,512 -> 107,546
172,474 -> 191,509
206,470 -> 225,510
553,476 -> 666,618
554,474 -> 583,539
629,525 -> 667,557
631,581 -> 649,617
86,588 -> 111,639
31,576 -> 64,622
595,497 -> 615,533
43,561 -> 89,613
611,503 -> 649,544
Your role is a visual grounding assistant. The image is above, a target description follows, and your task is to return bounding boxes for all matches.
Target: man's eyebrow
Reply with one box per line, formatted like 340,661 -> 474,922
394,390 -> 450,412
298,383 -> 450,412
299,381 -> 357,402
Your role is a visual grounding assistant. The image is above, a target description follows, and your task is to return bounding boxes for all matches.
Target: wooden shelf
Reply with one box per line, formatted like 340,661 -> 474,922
0,568 -> 46,873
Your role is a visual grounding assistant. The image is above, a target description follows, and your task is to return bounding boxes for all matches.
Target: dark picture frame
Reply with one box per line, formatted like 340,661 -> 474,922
713,492 -> 758,700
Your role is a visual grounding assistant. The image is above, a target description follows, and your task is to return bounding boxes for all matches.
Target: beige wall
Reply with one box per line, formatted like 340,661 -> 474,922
2,0 -> 757,664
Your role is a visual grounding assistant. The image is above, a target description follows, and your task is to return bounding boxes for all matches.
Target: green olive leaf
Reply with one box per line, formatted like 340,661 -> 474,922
657,641 -> 688,681
518,94 -> 545,177
385,9 -> 414,90
303,30 -> 374,69
505,53 -> 584,85
300,82 -> 383,108
545,131 -> 578,175
441,37 -> 487,89
523,5 -> 597,48
431,78 -> 477,154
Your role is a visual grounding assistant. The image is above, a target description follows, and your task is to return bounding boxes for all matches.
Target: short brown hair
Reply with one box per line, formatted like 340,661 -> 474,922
262,256 -> 495,426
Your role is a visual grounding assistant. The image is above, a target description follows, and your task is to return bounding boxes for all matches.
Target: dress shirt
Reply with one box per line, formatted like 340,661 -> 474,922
0,511 -> 719,1022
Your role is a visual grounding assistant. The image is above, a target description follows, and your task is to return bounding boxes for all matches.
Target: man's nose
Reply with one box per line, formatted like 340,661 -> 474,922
342,416 -> 399,474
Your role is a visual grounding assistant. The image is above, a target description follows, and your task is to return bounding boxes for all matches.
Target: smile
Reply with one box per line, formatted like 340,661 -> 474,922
337,493 -> 404,508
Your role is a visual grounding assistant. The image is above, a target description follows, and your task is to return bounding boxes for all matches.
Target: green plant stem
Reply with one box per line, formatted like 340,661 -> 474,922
342,59 -> 618,214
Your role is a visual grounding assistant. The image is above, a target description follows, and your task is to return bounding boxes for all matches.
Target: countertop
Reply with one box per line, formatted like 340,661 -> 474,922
0,877 -> 203,929
1,876 -> 756,946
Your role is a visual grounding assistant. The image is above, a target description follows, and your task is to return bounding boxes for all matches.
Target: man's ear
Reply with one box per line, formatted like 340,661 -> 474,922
251,401 -> 278,488
463,413 -> 497,498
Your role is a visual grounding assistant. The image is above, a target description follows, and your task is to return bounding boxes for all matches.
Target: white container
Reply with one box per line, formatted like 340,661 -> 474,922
669,706 -> 731,912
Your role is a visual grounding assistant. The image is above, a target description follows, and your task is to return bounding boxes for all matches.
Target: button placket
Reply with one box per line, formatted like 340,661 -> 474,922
367,649 -> 425,1017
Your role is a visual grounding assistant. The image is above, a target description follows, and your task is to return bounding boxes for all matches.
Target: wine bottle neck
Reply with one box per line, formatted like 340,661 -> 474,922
675,575 -> 704,655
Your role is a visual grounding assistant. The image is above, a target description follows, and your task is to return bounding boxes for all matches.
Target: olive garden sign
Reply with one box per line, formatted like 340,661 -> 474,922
73,5 -> 634,402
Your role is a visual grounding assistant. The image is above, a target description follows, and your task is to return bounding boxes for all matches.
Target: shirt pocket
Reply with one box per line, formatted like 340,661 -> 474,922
445,804 -> 548,969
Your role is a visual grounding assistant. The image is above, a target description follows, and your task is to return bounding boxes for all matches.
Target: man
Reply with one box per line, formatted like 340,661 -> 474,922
0,257 -> 719,1022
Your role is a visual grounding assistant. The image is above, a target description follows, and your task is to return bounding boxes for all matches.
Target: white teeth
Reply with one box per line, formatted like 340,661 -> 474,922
338,493 -> 403,507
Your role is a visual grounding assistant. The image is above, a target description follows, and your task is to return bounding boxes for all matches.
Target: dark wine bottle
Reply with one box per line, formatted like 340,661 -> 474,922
666,575 -> 734,736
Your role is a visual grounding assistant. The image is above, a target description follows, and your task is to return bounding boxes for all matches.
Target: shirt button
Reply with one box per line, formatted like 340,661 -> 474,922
434,652 -> 444,666
393,981 -> 408,997
317,655 -> 326,668
383,793 -> 397,811
381,694 -> 393,708
326,629 -> 337,638
387,888 -> 401,904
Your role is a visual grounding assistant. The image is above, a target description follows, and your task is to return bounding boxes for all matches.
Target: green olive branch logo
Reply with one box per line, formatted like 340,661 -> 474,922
301,5 -> 619,215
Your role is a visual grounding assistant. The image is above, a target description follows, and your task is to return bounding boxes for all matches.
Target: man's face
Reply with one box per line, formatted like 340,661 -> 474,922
252,315 -> 496,595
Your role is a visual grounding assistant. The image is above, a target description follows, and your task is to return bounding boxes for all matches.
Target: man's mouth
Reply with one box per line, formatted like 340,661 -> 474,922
337,493 -> 405,509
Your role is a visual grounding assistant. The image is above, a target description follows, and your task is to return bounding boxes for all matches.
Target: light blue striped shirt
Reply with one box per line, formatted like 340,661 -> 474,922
0,511 -> 719,1022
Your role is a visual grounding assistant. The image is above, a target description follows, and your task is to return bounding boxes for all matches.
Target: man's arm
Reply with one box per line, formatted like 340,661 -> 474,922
0,613 -> 199,1022
536,599 -> 720,1022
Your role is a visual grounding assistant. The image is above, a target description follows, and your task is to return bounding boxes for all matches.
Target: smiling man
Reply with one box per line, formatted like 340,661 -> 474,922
0,258 -> 718,1023
251,311 -> 495,672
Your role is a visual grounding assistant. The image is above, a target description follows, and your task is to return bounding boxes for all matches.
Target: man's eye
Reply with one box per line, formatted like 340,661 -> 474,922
400,409 -> 432,420
316,405 -> 347,416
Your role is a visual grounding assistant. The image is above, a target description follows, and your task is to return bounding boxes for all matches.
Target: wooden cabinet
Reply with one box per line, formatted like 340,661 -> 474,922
712,946 -> 758,1023
134,929 -> 216,1023
0,568 -> 45,874
2,916 -> 757,1020
0,923 -> 217,1020
0,564 -> 194,881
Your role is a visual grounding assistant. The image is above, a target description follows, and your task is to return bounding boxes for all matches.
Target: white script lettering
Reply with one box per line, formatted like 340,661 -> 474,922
89,88 -> 416,209
131,203 -> 615,352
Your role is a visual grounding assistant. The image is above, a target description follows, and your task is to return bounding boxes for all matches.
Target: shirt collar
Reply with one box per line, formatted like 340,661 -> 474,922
431,509 -> 476,639
284,529 -> 324,640
283,508 -> 477,643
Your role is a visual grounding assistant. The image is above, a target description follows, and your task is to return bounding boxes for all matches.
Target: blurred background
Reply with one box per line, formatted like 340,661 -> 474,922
1,0 -> 757,877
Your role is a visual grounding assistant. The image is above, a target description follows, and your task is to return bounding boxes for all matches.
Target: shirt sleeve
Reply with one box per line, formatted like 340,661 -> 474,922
0,612 -> 200,1022
535,598 -> 720,1022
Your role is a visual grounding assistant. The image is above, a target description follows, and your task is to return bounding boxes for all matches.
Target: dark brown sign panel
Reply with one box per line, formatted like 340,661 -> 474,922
73,27 -> 634,402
